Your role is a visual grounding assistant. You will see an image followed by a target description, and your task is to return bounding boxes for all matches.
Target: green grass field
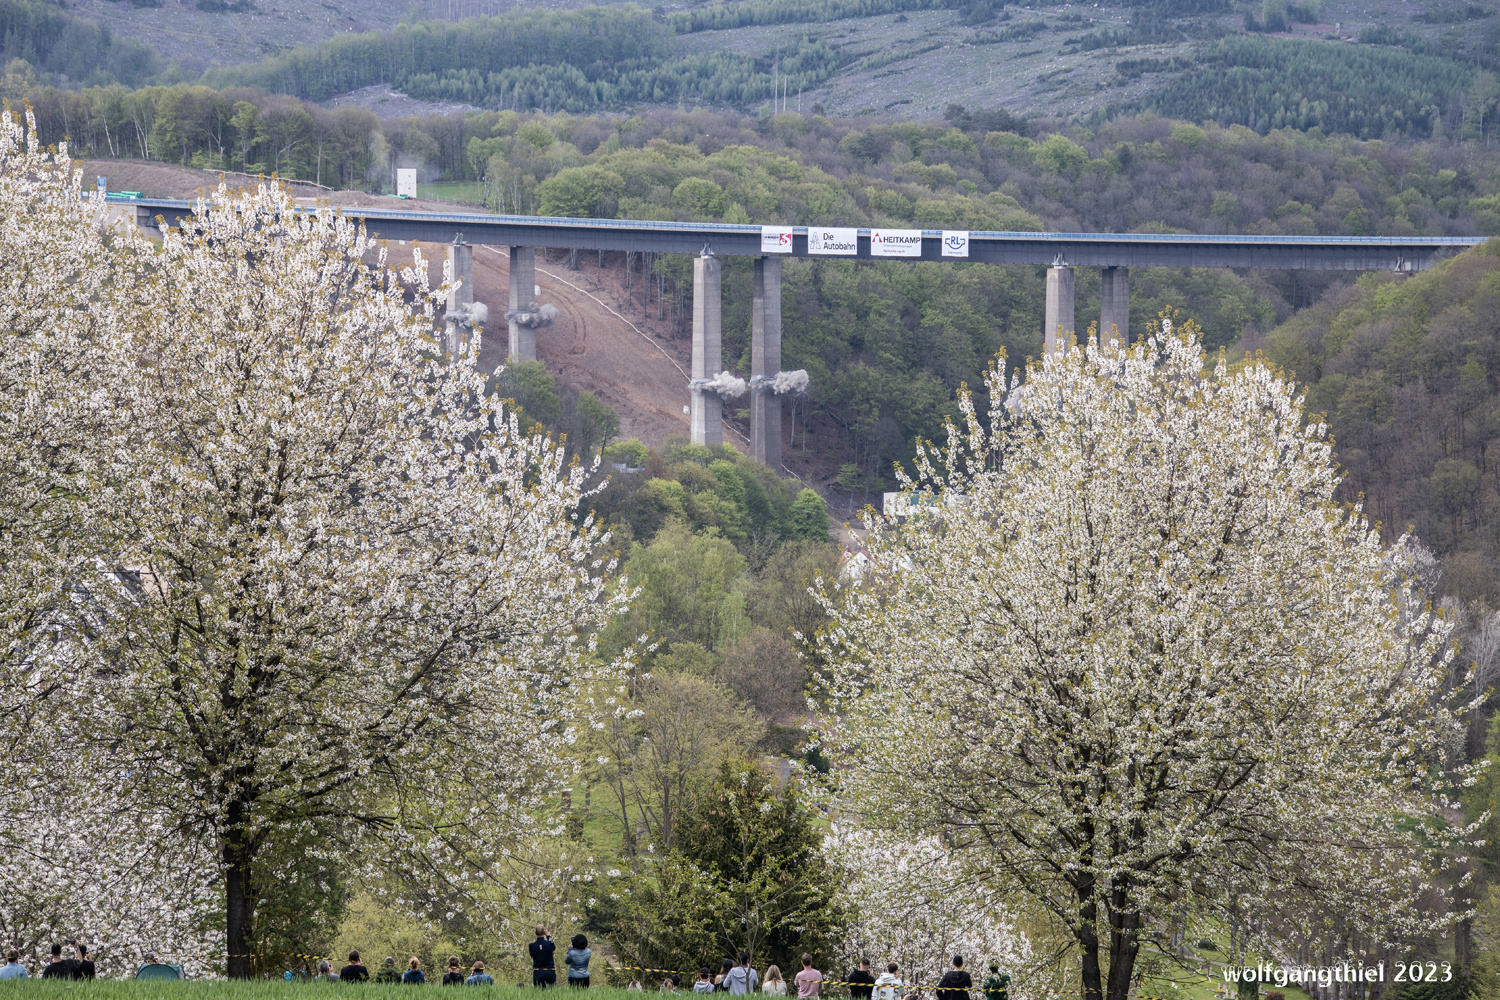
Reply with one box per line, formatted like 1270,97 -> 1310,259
0,968 -> 1321,1000
0,983 -> 648,1000
416,182 -> 488,208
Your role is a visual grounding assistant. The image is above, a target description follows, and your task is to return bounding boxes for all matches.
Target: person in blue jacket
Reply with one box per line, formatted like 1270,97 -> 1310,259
565,935 -> 591,988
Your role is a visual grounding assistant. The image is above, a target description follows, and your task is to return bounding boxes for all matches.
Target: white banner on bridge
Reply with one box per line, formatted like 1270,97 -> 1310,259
808,227 -> 859,255
940,231 -> 970,257
761,226 -> 794,253
871,228 -> 923,257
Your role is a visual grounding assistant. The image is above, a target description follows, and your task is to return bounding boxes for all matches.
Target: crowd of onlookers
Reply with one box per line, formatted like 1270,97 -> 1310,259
0,942 -> 96,980
641,951 -> 1009,1000
0,925 -> 1012,997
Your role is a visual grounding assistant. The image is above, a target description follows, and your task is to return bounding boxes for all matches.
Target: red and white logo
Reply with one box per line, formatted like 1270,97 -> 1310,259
760,226 -> 794,253
870,228 -> 923,257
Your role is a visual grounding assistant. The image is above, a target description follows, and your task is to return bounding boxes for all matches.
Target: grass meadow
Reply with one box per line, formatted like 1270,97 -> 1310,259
0,983 -> 651,1000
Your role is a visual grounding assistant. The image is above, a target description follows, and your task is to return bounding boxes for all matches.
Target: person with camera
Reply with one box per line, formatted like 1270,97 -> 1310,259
530,925 -> 557,988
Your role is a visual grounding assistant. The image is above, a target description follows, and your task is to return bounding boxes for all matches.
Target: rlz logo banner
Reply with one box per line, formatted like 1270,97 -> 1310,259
760,226 -> 794,253
941,231 -> 970,257
871,228 -> 923,257
808,227 -> 859,255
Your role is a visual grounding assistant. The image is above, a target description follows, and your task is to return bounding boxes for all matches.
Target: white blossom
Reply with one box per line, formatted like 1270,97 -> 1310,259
819,326 -> 1471,1000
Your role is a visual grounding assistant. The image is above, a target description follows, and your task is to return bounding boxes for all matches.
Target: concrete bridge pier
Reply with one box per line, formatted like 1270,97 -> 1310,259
1100,266 -> 1129,349
445,238 -> 473,356
508,246 -> 537,362
1044,264 -> 1075,356
691,254 -> 723,447
750,256 -> 782,470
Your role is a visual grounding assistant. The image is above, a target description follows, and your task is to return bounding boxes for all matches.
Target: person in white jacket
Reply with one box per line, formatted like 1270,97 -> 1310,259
763,966 -> 787,996
726,954 -> 760,995
874,963 -> 903,1000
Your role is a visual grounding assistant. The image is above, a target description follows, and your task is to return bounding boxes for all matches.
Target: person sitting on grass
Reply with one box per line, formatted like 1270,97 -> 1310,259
695,969 -> 716,994
660,974 -> 682,993
377,957 -> 401,984
318,960 -> 339,982
341,951 -> 370,983
41,944 -> 77,979
403,958 -> 426,985
444,957 -> 466,986
0,950 -> 27,980
466,961 -> 495,986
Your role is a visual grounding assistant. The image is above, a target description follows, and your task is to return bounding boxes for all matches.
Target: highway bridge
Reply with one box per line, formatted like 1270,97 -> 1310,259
126,197 -> 1487,471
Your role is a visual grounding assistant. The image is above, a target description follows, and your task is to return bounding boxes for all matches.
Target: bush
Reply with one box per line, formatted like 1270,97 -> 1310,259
790,488 -> 830,539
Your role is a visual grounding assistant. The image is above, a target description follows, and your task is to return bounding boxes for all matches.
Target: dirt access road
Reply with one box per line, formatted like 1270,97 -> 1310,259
403,241 -> 754,452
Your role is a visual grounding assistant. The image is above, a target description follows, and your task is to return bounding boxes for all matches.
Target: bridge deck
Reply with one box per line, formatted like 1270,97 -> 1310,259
125,197 -> 1486,271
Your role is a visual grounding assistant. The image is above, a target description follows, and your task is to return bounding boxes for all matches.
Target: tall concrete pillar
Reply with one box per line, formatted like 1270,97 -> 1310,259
508,246 -> 536,362
1044,265 -> 1075,357
445,239 -> 473,356
750,257 -> 782,470
691,254 -> 723,447
1100,266 -> 1129,350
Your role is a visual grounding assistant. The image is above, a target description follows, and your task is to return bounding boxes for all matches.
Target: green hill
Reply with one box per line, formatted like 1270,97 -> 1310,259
5,0 -> 1498,127
1264,239 -> 1500,600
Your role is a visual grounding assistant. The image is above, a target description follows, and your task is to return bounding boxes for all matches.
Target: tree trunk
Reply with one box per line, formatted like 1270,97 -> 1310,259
225,834 -> 254,979
1076,877 -> 1104,1000
1105,878 -> 1140,1000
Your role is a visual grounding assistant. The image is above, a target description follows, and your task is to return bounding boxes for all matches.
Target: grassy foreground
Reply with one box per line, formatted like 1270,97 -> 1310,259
0,983 -> 649,1000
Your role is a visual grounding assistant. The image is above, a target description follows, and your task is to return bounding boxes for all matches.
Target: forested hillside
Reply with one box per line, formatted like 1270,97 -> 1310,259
1265,240 -> 1500,600
5,0 -> 1500,127
197,8 -> 842,111
1129,35 -> 1476,139
0,0 -> 160,87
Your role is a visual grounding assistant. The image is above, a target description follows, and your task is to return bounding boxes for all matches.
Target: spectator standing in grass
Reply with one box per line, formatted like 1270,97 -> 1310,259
565,934 -> 591,988
874,964 -> 902,1000
0,950 -> 27,980
41,944 -> 77,979
982,966 -> 1008,1000
74,943 -> 95,980
794,955 -> 822,999
444,957 -> 466,986
466,962 -> 494,986
531,925 -> 557,988
762,967 -> 786,996
377,957 -> 401,984
935,957 -> 972,1000
342,952 -> 370,982
725,953 -> 758,995
404,958 -> 426,984
848,960 -> 874,999
695,969 -> 716,994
